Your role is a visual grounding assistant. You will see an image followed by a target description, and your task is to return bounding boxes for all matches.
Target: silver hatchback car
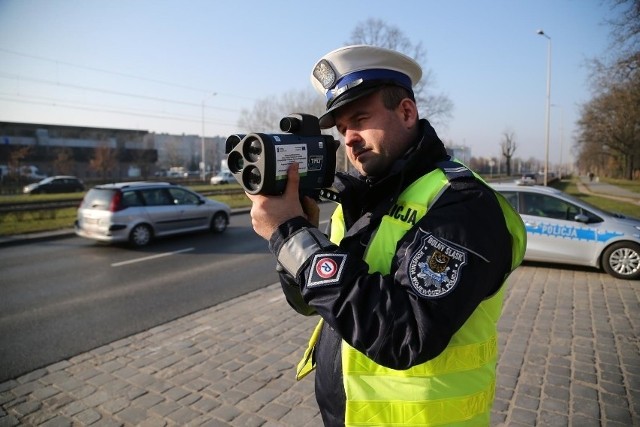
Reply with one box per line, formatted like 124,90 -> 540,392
75,181 -> 231,247
492,183 -> 640,280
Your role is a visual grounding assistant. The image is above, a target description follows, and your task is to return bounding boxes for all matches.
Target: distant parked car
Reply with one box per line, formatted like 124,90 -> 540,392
492,182 -> 640,280
515,173 -> 538,186
210,172 -> 235,185
23,176 -> 84,194
75,181 -> 231,247
19,165 -> 47,180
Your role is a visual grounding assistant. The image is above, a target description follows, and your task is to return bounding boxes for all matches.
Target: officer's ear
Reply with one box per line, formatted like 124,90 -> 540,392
397,98 -> 418,129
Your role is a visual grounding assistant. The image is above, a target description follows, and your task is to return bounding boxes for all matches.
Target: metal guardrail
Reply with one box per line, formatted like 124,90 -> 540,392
0,200 -> 81,213
0,188 -> 246,213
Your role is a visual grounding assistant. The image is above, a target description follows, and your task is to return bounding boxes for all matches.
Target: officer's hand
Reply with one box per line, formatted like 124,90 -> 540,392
301,195 -> 320,229
246,163 -> 315,240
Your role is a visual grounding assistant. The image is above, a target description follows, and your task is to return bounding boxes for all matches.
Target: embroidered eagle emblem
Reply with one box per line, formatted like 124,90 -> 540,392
407,231 -> 467,299
428,250 -> 450,273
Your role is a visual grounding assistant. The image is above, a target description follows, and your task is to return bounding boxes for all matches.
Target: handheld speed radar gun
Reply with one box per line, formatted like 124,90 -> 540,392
225,114 -> 339,198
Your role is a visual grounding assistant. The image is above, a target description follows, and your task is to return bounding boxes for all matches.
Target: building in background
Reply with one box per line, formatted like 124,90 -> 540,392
447,145 -> 472,165
0,122 -> 228,183
0,122 -> 155,181
152,133 -> 226,177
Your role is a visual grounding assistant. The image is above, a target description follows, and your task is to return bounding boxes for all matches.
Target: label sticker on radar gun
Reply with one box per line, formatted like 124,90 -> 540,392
275,144 -> 308,179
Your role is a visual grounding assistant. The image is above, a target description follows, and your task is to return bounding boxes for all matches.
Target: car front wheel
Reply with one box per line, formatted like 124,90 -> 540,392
602,241 -> 640,280
129,224 -> 153,247
211,212 -> 228,233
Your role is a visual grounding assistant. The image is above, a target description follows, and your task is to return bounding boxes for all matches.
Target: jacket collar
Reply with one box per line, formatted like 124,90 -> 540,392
334,118 -> 449,233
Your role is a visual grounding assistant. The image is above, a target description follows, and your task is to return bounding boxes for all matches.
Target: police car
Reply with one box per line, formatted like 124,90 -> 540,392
491,183 -> 640,280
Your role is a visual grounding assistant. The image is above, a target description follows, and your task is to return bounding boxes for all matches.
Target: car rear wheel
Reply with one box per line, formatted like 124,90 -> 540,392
129,224 -> 153,247
602,241 -> 640,280
211,212 -> 228,233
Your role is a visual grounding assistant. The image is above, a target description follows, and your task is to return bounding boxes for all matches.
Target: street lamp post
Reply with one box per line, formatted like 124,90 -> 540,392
552,104 -> 564,180
537,29 -> 551,186
201,92 -> 217,182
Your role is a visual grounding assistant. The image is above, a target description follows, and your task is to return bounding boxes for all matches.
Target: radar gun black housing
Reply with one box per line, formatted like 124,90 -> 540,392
225,114 -> 339,198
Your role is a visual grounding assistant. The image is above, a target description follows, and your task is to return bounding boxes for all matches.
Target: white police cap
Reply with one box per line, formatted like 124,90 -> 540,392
311,44 -> 422,128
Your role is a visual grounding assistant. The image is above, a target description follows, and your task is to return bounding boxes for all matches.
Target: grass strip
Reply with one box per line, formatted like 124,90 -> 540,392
2,178 -> 639,237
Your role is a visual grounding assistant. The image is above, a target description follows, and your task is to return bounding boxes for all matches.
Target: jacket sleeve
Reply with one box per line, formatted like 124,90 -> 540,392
277,263 -> 317,316
269,188 -> 513,370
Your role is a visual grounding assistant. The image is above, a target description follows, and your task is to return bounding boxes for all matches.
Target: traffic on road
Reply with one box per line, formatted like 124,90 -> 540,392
1,185 -> 638,383
0,203 -> 334,383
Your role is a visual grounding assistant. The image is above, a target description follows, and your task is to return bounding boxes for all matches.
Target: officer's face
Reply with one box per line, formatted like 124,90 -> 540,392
334,91 -> 417,177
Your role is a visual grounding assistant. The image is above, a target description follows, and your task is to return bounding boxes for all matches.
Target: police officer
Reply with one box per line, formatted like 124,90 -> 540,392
246,45 -> 526,426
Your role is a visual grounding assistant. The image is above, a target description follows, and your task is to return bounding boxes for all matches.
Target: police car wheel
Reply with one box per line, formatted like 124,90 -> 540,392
602,241 -> 640,280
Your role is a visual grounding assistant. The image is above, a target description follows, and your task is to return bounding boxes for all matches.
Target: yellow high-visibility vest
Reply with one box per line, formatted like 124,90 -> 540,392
297,165 -> 526,426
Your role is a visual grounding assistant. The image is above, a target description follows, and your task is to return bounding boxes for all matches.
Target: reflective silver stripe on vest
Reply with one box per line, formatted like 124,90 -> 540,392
428,183 -> 449,211
277,228 -> 334,277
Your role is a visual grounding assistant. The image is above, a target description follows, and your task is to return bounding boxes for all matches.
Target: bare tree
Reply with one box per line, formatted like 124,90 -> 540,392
237,19 -> 454,172
501,130 -> 518,176
607,0 -> 640,78
53,147 -> 76,175
577,74 -> 640,179
237,89 -> 325,133
8,146 -> 31,179
577,0 -> 640,178
347,18 -> 454,128
89,142 -> 118,181
589,0 -> 639,91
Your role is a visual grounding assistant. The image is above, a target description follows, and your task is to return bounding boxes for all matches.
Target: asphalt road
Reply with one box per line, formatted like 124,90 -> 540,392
0,205 -> 334,383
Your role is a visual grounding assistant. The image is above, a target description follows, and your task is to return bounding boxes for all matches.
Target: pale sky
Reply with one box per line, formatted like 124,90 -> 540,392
0,0 -> 620,165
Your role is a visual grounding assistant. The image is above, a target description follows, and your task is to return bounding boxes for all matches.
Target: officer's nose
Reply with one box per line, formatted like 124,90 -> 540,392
344,129 -> 361,147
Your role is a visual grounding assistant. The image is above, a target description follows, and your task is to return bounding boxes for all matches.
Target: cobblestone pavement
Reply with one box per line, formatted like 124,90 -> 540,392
1,264 -> 639,426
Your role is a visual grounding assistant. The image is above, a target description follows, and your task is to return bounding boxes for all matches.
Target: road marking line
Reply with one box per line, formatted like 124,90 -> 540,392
111,248 -> 195,267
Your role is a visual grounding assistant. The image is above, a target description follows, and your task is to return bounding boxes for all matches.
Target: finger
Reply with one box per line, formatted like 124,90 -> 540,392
301,196 -> 320,227
284,162 -> 300,199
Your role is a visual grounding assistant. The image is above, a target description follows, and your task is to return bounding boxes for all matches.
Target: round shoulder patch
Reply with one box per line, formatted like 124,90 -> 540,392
406,231 -> 467,299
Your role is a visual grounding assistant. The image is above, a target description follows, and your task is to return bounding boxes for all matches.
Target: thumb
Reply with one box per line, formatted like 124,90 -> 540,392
284,162 -> 301,199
